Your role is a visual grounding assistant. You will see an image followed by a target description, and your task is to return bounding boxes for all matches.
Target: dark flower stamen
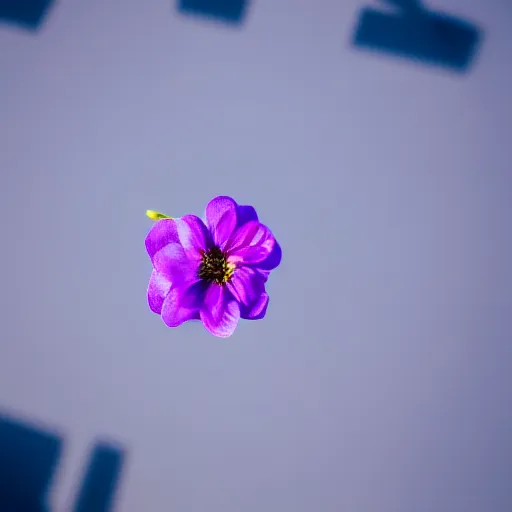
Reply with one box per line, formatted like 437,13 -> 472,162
198,246 -> 234,285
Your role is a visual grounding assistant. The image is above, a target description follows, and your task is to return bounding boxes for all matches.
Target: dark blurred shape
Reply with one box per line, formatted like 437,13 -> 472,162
352,0 -> 482,72
73,441 -> 125,512
0,0 -> 54,30
178,0 -> 248,25
0,413 -> 62,511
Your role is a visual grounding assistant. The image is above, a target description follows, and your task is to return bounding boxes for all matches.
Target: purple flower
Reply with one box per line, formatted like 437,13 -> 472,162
145,196 -> 282,338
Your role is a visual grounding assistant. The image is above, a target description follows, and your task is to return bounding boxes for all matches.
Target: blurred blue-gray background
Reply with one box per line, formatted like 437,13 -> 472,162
1,0 -> 511,510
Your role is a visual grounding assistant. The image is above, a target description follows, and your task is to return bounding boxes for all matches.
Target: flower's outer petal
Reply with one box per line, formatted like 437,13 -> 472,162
231,245 -> 272,265
255,269 -> 271,283
177,215 -> 212,259
227,221 -> 276,266
240,292 -> 269,320
153,243 -> 198,286
145,219 -> 180,263
147,270 -> 172,314
200,284 -> 240,338
236,205 -> 258,228
256,240 -> 282,271
226,266 -> 266,307
161,281 -> 204,327
226,220 -> 265,252
205,196 -> 238,249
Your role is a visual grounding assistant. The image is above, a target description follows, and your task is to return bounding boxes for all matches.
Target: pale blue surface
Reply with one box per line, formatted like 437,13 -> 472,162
1,1 -> 511,510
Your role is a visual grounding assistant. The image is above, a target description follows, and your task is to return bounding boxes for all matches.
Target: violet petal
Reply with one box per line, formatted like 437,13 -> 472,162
153,243 -> 198,286
240,292 -> 269,320
205,196 -> 238,249
161,282 -> 203,327
236,205 -> 258,228
147,270 -> 172,314
145,219 -> 180,263
227,222 -> 276,265
226,220 -> 266,252
226,266 -> 266,307
255,240 -> 282,271
200,284 -> 240,338
177,214 -> 212,260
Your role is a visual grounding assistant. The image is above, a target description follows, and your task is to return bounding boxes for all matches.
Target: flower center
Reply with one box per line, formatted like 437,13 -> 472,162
198,246 -> 234,285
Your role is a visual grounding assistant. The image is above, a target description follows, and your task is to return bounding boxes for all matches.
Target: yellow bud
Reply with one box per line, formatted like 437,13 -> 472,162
146,210 -> 172,221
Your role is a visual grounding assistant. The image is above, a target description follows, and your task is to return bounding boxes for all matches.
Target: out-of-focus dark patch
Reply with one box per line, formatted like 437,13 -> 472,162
352,1 -> 483,72
0,413 -> 62,511
73,441 -> 126,512
0,0 -> 55,31
178,0 -> 249,25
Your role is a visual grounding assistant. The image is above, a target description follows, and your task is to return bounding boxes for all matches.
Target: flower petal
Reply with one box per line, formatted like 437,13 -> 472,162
240,292 -> 269,320
205,196 -> 238,249
161,282 -> 204,327
236,204 -> 258,228
147,270 -> 172,314
177,215 -> 212,259
227,221 -> 276,266
256,240 -> 282,271
200,284 -> 240,338
226,266 -> 266,307
153,243 -> 198,286
145,219 -> 180,263
226,220 -> 264,252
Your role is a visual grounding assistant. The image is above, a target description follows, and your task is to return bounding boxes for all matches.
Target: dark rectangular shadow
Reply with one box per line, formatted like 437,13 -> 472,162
178,0 -> 249,25
352,2 -> 482,72
0,0 -> 54,31
73,441 -> 126,512
0,413 -> 62,511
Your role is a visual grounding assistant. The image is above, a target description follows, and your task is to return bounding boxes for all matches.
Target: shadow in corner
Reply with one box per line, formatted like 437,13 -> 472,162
0,0 -> 55,31
0,413 -> 62,511
0,412 -> 126,511
352,0 -> 483,73
73,441 -> 126,512
178,0 -> 249,25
